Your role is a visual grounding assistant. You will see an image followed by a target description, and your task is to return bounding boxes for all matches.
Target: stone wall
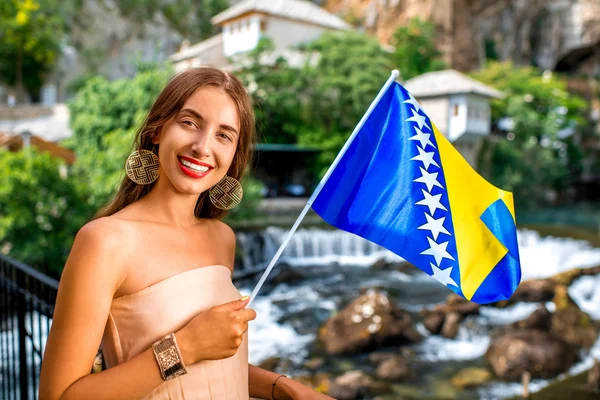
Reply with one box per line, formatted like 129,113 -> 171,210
324,0 -> 600,73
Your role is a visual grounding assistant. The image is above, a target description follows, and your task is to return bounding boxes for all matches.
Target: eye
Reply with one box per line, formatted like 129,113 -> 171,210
217,132 -> 233,142
180,119 -> 197,128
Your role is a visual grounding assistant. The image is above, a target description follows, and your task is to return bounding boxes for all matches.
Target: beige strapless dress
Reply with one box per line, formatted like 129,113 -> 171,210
101,265 -> 249,399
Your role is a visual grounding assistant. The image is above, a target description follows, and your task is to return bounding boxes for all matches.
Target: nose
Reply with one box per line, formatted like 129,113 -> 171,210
191,131 -> 211,158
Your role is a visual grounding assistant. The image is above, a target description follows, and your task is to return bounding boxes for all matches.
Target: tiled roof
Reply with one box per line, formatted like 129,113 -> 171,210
404,69 -> 504,99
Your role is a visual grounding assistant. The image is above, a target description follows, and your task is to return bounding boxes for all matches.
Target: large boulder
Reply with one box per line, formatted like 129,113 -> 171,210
485,330 -> 579,380
319,289 -> 421,355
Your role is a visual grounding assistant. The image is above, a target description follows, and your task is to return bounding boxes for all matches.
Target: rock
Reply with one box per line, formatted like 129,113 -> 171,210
451,367 -> 493,389
510,278 -> 556,303
551,304 -> 598,349
485,330 -> 579,380
328,370 -> 387,400
368,351 -> 395,365
294,372 -> 332,393
510,305 -> 552,331
319,289 -> 421,355
303,357 -> 325,370
370,258 -> 389,270
427,294 -> 480,317
375,355 -> 411,381
548,285 -> 599,349
441,312 -> 463,339
258,356 -> 281,371
390,261 -> 418,275
423,312 -> 445,335
272,263 -> 304,285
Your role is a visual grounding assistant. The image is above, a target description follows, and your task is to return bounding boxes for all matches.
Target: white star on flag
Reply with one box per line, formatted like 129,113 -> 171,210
403,91 -> 422,113
430,263 -> 458,287
411,146 -> 440,170
408,127 -> 435,149
418,213 -> 450,240
421,236 -> 455,266
415,189 -> 447,216
405,108 -> 430,131
413,167 -> 443,192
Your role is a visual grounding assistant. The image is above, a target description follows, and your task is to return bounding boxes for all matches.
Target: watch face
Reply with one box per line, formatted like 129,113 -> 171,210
157,347 -> 180,370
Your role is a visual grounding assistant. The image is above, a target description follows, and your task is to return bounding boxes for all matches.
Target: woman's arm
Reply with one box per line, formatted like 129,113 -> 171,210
249,363 -> 294,399
248,364 -> 336,400
39,219 -> 175,400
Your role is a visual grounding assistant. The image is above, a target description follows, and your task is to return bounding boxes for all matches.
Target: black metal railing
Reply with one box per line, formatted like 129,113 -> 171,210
0,254 -> 58,400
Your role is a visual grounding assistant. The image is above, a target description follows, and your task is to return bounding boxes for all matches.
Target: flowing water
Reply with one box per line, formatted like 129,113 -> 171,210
238,227 -> 600,399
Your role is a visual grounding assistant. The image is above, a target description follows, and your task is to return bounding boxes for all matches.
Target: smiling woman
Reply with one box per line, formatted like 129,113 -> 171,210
38,67 -> 334,400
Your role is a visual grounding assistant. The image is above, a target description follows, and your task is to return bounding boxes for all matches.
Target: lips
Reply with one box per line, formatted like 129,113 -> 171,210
177,155 -> 213,179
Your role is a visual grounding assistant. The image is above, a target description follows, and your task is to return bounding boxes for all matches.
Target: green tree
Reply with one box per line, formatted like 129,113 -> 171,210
391,18 -> 446,81
66,66 -> 173,207
299,31 -> 393,173
0,0 -> 76,100
0,148 -> 93,278
236,37 -> 307,144
471,61 -> 588,206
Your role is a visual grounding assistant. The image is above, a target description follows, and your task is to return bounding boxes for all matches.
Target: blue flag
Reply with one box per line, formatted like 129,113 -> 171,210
311,81 -> 521,304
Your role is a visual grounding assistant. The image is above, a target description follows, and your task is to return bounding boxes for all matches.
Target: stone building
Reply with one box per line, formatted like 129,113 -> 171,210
404,69 -> 504,168
170,0 -> 350,72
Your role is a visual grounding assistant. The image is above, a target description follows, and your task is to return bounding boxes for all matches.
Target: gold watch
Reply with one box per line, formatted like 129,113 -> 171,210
152,333 -> 188,381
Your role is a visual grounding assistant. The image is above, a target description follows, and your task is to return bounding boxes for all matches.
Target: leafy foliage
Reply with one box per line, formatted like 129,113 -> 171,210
471,61 -> 588,206
65,66 -> 172,207
0,148 -> 93,278
391,18 -> 446,81
236,31 -> 393,175
0,0 -> 78,98
236,38 -> 308,144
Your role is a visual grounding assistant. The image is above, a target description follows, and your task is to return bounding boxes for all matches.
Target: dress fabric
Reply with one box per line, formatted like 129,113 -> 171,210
100,265 -> 249,399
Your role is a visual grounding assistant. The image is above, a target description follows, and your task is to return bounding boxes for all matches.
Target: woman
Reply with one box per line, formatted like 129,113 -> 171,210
39,67 -> 334,400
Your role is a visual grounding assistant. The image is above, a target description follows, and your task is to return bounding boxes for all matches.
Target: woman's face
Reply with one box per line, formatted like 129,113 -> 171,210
155,86 -> 240,195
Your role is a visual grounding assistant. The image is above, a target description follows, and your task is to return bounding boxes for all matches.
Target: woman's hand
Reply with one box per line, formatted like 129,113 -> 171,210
176,296 -> 256,364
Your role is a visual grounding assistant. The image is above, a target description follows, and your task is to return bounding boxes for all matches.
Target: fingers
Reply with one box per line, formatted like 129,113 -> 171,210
239,308 -> 257,322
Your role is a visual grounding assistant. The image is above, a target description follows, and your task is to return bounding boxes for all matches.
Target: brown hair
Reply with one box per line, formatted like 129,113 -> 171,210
93,67 -> 256,221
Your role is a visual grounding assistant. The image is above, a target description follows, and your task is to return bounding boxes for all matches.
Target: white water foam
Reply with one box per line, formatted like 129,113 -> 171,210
413,322 -> 491,362
518,229 -> 600,280
569,275 -> 600,320
239,288 -> 315,365
479,303 -> 541,325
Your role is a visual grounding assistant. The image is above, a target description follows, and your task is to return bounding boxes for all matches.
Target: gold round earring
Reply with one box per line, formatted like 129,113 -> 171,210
125,146 -> 160,185
209,176 -> 243,210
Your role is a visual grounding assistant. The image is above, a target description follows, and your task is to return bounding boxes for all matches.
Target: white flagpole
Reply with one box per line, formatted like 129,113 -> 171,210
246,69 -> 400,308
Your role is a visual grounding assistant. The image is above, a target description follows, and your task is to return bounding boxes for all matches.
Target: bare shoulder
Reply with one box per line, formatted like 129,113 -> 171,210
63,216 -> 131,291
209,219 -> 236,245
205,219 -> 237,272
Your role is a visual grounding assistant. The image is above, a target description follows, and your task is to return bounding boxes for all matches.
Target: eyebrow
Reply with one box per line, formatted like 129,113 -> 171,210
179,108 -> 239,137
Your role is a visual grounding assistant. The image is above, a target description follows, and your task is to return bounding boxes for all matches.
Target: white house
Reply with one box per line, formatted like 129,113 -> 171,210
404,69 -> 504,168
169,0 -> 350,73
